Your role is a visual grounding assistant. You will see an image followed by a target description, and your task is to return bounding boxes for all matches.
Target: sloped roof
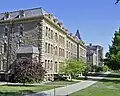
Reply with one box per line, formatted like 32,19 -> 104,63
16,45 -> 39,54
0,7 -> 48,21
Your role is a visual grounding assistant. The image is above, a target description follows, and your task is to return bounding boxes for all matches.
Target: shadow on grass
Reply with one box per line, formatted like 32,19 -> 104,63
87,73 -> 120,78
0,90 -> 35,96
86,73 -> 120,84
87,78 -> 120,83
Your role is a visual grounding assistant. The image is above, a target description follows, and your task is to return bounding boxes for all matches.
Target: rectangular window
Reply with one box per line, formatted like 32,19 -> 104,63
48,60 -> 50,69
45,43 -> 47,53
48,28 -> 51,39
59,48 -> 61,56
55,46 -> 57,55
51,30 -> 53,39
45,60 -> 47,69
55,33 -> 58,42
48,44 -> 50,53
46,27 -> 48,36
51,45 -> 53,54
67,41 -> 68,47
55,62 -> 57,73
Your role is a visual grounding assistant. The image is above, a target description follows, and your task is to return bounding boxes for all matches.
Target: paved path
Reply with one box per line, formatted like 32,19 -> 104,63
26,72 -> 110,96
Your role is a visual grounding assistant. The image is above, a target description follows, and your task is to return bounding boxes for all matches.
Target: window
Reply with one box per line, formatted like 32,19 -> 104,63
45,27 -> 48,36
45,60 -> 47,69
48,28 -> 51,39
19,24 -> 23,36
63,37 -> 65,45
59,48 -> 61,56
67,41 -> 68,47
50,61 -> 52,70
55,46 -> 57,55
5,12 -> 9,19
71,43 -> 73,49
51,30 -> 53,39
48,60 -> 50,69
4,26 -> 8,37
45,43 -> 47,53
0,60 -> 3,70
66,51 -> 68,58
51,45 -> 53,54
55,62 -> 57,73
4,43 -> 7,53
63,49 -> 65,57
69,42 -> 70,48
55,33 -> 58,42
19,10 -> 24,18
48,44 -> 50,53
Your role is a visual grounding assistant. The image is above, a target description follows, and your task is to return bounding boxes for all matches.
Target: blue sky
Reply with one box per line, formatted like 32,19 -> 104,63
0,0 -> 120,56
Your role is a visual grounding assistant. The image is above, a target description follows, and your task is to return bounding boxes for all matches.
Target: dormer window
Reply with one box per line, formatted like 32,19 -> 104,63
48,14 -> 51,19
57,22 -> 63,27
53,18 -> 58,23
19,10 -> 24,18
4,12 -> 9,19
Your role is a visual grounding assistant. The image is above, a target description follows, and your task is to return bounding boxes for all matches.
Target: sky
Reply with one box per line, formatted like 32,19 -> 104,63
0,0 -> 120,57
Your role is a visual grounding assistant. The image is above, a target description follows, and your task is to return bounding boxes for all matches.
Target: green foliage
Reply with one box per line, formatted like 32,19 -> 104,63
108,51 -> 120,70
92,65 -> 103,72
106,29 -> 120,70
9,58 -> 46,83
103,65 -> 109,72
59,59 -> 86,75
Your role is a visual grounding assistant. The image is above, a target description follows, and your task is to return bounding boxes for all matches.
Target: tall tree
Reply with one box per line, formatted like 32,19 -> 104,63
105,28 -> 120,70
109,28 -> 120,56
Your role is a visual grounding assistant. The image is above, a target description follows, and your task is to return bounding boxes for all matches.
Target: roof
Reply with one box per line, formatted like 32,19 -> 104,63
16,45 -> 39,54
0,7 -> 48,21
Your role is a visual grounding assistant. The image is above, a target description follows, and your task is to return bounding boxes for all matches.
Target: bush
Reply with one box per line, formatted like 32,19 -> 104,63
9,58 -> 46,83
93,65 -> 103,72
103,65 -> 109,72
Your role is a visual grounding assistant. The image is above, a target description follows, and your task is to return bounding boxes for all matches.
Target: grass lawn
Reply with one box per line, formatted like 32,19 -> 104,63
0,84 -> 58,96
46,80 -> 80,86
70,73 -> 120,96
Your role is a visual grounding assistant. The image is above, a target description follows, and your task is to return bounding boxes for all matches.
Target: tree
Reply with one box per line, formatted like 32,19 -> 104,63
59,59 -> 86,80
9,58 -> 46,83
115,0 -> 120,4
105,28 -> 120,70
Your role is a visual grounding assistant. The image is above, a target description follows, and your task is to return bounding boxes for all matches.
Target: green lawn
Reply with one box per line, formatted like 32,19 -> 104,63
46,80 -> 80,86
70,73 -> 120,96
0,85 -> 58,96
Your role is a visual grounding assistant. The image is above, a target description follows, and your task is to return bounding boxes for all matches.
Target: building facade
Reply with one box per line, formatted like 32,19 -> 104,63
86,43 -> 103,67
0,7 -> 86,80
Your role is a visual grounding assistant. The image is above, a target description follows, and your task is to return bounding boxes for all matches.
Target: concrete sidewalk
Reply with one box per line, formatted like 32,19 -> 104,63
26,72 -> 110,96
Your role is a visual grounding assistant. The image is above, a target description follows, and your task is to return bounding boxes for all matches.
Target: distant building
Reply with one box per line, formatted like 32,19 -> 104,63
0,7 -> 86,80
86,43 -> 103,67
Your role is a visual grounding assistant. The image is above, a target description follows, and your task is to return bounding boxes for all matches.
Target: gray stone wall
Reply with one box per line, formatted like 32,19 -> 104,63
0,20 -> 42,72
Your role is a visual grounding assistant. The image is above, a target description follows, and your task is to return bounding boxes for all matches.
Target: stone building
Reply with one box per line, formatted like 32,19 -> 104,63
86,43 -> 103,67
0,7 -> 86,80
